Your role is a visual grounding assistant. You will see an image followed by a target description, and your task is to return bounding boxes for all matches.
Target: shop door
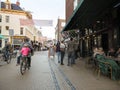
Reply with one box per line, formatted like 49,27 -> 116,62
101,33 -> 108,51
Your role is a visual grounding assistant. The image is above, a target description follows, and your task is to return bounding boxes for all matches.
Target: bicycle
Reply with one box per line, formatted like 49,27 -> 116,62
11,50 -> 17,58
20,55 -> 30,75
0,51 -> 12,64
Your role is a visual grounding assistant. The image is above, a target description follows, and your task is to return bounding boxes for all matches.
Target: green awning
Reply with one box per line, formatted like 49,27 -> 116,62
62,0 -> 119,32
0,34 -> 5,39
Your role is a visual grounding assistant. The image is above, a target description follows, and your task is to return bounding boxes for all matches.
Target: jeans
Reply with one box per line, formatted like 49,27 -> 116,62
68,51 -> 75,65
61,51 -> 65,64
4,51 -> 10,60
17,54 -> 31,66
17,54 -> 22,64
57,51 -> 61,63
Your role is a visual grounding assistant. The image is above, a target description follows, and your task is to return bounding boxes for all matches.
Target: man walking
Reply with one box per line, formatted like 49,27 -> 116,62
67,38 -> 75,66
56,41 -> 61,63
60,41 -> 65,65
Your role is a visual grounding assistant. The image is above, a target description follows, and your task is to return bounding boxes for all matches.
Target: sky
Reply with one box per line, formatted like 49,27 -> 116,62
3,0 -> 65,39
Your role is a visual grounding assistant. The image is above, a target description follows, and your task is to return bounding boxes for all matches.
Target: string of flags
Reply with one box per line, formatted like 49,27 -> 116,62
20,19 -> 53,26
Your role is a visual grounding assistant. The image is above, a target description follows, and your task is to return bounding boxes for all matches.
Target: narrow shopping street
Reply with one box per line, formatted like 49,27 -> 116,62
0,51 -> 120,90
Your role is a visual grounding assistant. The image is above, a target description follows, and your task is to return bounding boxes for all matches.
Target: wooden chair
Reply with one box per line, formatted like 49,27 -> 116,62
96,60 -> 112,79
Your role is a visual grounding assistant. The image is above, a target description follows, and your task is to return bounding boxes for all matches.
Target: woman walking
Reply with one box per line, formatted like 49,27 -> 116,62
60,41 -> 65,65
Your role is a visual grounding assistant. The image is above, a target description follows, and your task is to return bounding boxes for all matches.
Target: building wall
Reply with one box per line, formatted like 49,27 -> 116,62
0,12 -> 27,36
55,18 -> 65,41
66,0 -> 74,23
66,0 -> 81,23
0,9 -> 38,48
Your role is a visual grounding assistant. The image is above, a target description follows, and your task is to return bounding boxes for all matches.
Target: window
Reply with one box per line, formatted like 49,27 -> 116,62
20,27 -> 23,35
61,22 -> 65,27
0,26 -> 1,34
6,26 -> 9,30
6,4 -> 9,9
0,15 -> 2,22
5,16 -> 9,23
74,0 -> 78,10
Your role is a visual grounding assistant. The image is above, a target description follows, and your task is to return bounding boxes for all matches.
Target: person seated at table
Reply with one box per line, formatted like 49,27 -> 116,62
115,48 -> 120,57
93,47 -> 99,58
107,48 -> 116,57
93,47 -> 105,58
98,47 -> 106,56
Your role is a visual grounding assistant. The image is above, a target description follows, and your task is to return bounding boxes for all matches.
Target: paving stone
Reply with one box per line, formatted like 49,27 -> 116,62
0,51 -> 119,90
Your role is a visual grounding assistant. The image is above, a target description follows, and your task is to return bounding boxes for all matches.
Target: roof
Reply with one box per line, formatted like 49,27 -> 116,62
1,2 -> 23,11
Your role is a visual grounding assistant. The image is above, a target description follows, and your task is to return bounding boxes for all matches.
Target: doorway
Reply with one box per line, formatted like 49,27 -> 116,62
101,33 -> 108,52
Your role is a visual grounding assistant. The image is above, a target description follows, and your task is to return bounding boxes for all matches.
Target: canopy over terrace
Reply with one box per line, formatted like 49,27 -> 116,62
62,0 -> 119,32
0,34 -> 5,39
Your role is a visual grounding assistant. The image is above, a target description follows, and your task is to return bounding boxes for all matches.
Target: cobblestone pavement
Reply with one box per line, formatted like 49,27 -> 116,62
0,51 -> 120,90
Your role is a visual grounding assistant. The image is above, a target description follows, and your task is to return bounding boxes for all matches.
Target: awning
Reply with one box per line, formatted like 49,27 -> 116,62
63,0 -> 119,31
0,35 -> 5,39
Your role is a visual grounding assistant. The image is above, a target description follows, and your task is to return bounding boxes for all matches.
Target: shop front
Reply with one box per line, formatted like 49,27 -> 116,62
12,36 -> 25,50
62,0 -> 120,57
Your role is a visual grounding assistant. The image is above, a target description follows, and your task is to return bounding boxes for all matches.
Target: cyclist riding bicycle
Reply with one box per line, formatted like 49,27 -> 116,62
21,43 -> 30,57
2,42 -> 13,61
16,38 -> 33,66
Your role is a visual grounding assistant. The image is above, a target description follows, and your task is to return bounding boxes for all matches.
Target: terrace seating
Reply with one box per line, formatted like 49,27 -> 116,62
95,54 -> 120,80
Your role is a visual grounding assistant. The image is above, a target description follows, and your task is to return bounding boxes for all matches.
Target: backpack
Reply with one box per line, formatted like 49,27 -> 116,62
56,44 -> 60,52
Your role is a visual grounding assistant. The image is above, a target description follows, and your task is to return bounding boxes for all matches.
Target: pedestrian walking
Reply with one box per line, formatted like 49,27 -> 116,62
67,38 -> 75,66
60,41 -> 65,65
48,44 -> 55,59
56,41 -> 61,63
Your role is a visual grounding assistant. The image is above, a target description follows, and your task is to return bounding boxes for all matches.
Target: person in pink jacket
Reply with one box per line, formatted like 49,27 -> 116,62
21,44 -> 30,56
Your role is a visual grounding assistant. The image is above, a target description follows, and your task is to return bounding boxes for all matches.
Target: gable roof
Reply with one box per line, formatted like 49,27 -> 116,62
1,2 -> 23,11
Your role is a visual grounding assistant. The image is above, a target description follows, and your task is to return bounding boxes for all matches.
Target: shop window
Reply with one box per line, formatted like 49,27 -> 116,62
6,26 -> 9,30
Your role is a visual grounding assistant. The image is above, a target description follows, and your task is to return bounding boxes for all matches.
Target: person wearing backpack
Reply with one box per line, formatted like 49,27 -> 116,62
56,41 -> 61,63
60,41 -> 65,65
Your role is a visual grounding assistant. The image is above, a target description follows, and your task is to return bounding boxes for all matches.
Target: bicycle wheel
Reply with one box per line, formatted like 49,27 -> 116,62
7,55 -> 11,64
20,59 -> 27,75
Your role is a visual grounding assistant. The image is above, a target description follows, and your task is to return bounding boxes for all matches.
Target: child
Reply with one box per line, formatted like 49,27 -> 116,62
21,44 -> 30,56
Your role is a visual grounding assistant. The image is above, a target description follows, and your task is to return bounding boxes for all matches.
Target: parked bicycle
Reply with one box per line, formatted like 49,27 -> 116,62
20,56 -> 30,75
11,50 -> 17,58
